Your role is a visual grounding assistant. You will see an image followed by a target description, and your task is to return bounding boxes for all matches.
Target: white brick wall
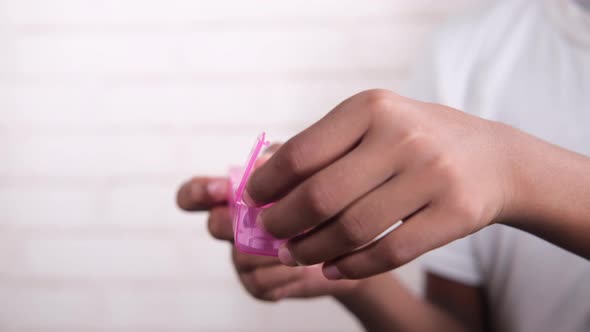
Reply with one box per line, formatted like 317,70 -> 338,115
0,1 -> 488,331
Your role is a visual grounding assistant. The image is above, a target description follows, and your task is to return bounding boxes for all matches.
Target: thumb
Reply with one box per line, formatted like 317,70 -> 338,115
177,177 -> 229,211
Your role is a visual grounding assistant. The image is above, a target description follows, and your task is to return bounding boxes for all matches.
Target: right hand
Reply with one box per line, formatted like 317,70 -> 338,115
176,176 -> 360,301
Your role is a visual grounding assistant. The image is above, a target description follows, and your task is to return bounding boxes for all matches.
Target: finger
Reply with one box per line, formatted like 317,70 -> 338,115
267,279 -> 307,301
254,146 -> 276,168
323,202 -> 473,280
270,265 -> 346,299
232,247 -> 281,273
177,177 -> 229,211
241,264 -> 305,298
286,168 -> 433,265
260,132 -> 400,239
264,143 -> 282,155
254,143 -> 282,169
207,206 -> 233,241
245,91 -> 380,206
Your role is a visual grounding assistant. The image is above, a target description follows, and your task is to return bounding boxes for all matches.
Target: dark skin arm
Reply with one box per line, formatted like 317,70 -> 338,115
244,90 -> 590,282
178,176 -> 490,332
426,273 -> 489,332
335,271 -> 488,332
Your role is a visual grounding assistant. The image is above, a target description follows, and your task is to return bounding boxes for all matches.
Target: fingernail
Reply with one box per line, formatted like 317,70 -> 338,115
322,264 -> 343,280
278,244 -> 298,267
207,179 -> 228,200
243,190 -> 256,207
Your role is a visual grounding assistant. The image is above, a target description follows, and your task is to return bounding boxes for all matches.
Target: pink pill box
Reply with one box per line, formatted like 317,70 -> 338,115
229,133 -> 286,256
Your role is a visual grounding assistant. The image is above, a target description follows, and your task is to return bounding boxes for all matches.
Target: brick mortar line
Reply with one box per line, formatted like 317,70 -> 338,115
0,174 -> 193,184
0,329 -> 255,332
0,276 -> 237,290
0,329 -> 249,332
0,122 -> 306,135
0,68 -> 408,82
0,13 -> 444,32
0,224 -> 213,236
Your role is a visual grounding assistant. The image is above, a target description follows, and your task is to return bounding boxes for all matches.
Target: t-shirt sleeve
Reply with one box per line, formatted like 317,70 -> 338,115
419,237 -> 484,286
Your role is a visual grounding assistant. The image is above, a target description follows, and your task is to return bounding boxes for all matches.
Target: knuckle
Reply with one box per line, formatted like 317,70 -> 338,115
304,183 -> 336,220
399,132 -> 433,160
384,241 -> 412,268
433,153 -> 456,176
277,140 -> 308,179
428,154 -> 460,186
360,89 -> 414,124
451,193 -> 483,231
336,209 -> 370,247
361,89 -> 397,112
402,132 -> 428,151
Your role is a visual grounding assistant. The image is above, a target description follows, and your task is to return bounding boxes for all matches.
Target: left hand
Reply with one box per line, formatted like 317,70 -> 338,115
244,89 -> 516,280
176,154 -> 358,301
232,248 -> 360,301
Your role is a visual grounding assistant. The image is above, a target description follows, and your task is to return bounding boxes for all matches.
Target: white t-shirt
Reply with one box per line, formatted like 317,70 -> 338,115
406,1 -> 590,331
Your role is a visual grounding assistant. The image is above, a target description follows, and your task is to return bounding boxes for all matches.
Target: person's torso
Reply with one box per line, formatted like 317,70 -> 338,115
433,0 -> 590,331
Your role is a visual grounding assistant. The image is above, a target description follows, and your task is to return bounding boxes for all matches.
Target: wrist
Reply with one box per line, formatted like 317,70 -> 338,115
489,121 -> 590,258
492,120 -> 588,226
489,121 -> 532,224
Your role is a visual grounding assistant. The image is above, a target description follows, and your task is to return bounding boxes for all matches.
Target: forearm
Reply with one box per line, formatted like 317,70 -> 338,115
499,123 -> 590,258
334,273 -> 467,332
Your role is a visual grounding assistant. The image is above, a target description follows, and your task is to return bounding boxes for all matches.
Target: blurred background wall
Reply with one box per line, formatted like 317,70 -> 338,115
0,1 -> 487,331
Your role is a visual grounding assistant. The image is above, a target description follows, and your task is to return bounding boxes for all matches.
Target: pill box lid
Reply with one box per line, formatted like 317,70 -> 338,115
235,132 -> 270,202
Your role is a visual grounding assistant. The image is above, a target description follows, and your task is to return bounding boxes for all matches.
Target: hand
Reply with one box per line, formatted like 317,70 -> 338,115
232,249 -> 359,301
177,175 -> 359,301
244,89 -> 516,280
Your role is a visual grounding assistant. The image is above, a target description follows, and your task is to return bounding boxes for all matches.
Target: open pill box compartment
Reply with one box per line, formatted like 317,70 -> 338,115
228,133 -> 286,257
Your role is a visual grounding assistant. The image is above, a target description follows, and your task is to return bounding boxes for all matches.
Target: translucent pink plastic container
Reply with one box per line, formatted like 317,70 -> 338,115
229,133 -> 286,256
